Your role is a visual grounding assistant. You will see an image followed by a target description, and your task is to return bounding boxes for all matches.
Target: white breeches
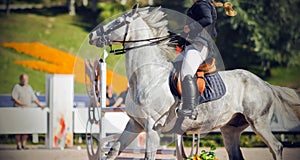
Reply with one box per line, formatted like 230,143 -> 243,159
174,45 -> 208,81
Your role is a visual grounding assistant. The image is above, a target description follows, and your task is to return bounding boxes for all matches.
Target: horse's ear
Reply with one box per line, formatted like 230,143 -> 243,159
130,3 -> 139,16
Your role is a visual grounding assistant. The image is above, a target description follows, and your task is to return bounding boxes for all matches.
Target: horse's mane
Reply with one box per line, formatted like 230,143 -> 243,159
137,7 -> 175,59
138,7 -> 168,38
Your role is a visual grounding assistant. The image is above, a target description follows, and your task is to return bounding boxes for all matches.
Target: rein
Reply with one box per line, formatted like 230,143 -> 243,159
109,35 -> 171,55
107,13 -> 173,55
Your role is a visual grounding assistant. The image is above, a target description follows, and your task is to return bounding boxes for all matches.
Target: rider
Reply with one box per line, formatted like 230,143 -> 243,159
177,0 -> 219,120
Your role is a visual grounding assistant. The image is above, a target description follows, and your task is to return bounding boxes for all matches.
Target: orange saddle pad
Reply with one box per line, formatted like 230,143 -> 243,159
173,58 -> 216,96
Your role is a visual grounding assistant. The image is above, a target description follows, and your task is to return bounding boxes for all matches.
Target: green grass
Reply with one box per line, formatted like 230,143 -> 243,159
0,14 -> 87,51
266,66 -> 300,90
0,48 -> 46,93
0,11 -> 93,94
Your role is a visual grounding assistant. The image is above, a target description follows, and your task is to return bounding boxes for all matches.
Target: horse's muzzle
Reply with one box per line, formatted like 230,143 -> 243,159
89,26 -> 111,48
88,32 -> 94,45
89,32 -> 105,48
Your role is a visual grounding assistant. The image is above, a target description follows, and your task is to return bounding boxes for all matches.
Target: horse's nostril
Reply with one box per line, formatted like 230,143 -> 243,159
96,40 -> 104,48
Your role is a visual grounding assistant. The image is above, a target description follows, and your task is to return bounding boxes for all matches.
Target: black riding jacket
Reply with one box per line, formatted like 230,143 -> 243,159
186,0 -> 217,39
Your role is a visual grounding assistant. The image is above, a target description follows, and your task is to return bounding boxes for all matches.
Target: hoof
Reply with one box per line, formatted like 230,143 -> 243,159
106,141 -> 120,160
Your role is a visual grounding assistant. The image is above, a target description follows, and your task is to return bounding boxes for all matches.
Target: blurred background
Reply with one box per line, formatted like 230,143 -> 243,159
1,0 -> 299,94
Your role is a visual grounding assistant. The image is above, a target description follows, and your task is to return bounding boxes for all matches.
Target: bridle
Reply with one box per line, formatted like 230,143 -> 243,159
95,11 -> 173,55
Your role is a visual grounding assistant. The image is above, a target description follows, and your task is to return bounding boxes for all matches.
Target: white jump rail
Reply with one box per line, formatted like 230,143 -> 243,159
74,107 -> 129,134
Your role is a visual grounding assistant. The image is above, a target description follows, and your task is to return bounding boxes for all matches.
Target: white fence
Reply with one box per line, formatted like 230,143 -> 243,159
73,107 -> 130,134
0,107 -> 47,134
0,107 -> 299,140
0,107 -> 144,148
0,107 -> 130,135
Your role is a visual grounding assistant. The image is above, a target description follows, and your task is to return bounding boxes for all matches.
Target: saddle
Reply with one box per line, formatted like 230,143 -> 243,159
154,58 -> 226,134
169,57 -> 226,104
153,58 -> 226,134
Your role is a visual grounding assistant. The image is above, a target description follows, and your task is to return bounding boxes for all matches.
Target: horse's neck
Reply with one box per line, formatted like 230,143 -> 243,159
125,18 -> 173,99
126,18 -> 172,78
130,18 -> 154,45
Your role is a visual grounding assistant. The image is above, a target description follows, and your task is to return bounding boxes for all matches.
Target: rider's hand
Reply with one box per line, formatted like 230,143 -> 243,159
184,25 -> 191,33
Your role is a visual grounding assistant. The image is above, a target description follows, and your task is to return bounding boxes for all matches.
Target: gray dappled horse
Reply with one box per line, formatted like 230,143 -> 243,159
89,5 -> 300,160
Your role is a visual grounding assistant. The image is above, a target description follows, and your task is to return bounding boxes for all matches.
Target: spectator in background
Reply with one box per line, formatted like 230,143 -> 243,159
11,74 -> 45,150
106,85 -> 117,107
112,87 -> 129,108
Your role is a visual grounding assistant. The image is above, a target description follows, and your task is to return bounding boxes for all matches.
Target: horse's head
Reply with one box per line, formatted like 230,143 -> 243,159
89,4 -> 139,48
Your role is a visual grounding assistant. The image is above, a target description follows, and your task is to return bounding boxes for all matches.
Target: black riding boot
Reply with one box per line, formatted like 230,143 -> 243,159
178,75 -> 198,120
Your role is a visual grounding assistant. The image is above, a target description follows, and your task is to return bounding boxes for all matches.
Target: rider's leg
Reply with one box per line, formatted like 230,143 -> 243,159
181,46 -> 208,80
179,46 -> 208,120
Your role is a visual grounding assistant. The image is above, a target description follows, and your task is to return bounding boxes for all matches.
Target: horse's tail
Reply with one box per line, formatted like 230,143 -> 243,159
268,84 -> 300,129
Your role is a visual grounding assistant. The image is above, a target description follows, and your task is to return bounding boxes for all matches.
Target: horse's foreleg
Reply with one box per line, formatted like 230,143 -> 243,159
144,116 -> 160,160
106,119 -> 143,159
